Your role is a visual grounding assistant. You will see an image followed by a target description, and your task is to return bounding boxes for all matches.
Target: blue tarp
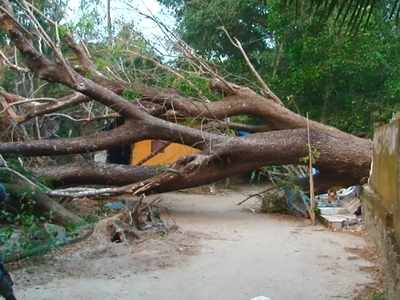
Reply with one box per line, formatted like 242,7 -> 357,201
284,166 -> 320,216
237,130 -> 251,137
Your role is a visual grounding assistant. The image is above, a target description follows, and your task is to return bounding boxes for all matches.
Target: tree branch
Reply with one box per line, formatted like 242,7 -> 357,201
48,128 -> 370,198
35,162 -> 158,186
220,26 -> 283,104
0,120 -> 144,155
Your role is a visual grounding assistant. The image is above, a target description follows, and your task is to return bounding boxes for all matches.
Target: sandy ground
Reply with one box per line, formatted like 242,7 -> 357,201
12,186 -> 376,300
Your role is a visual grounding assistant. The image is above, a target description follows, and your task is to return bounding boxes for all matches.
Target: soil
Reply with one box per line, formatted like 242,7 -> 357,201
10,185 -> 379,300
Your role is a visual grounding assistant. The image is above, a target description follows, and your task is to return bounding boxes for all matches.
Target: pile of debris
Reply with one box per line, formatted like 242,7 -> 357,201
260,165 -> 364,230
94,195 -> 168,244
316,186 -> 362,231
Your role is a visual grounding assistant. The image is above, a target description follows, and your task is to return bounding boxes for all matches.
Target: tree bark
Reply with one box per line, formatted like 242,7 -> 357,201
36,163 -> 158,186
33,128 -> 370,195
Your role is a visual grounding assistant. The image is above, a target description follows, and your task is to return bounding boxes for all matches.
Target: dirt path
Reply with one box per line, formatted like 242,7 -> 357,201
14,186 -> 374,300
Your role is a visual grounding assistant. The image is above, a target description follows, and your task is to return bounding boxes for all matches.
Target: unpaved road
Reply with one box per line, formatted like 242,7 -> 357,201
14,186 -> 374,300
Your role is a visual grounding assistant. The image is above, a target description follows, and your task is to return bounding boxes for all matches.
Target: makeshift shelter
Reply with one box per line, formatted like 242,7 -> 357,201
104,118 -> 200,166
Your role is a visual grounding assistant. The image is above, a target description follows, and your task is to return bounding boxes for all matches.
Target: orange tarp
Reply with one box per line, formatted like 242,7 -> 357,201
131,140 -> 200,166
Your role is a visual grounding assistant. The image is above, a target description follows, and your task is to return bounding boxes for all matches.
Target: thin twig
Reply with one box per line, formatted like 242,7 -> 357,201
46,112 -> 119,123
0,98 -> 57,114
0,166 -> 50,191
237,186 -> 275,206
0,50 -> 29,72
18,0 -> 76,84
219,27 -> 283,105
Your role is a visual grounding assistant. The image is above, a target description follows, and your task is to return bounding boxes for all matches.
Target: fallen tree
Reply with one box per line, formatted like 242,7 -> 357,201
0,1 -> 372,202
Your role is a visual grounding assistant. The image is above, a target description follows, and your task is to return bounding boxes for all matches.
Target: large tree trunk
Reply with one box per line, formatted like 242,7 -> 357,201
0,4 -> 372,199
36,128 -> 370,195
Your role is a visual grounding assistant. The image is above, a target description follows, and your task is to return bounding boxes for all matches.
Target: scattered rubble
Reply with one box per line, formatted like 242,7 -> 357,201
317,186 -> 362,231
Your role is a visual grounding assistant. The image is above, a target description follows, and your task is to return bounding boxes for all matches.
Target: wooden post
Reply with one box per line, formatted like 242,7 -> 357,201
307,113 -> 316,224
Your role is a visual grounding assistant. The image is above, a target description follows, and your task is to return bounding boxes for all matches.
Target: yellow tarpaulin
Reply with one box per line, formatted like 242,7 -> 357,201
131,139 -> 200,166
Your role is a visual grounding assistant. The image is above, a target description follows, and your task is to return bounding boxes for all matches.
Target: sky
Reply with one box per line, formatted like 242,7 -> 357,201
66,0 -> 175,43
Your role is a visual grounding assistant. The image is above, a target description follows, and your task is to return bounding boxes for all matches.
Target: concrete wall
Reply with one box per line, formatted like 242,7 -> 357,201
362,119 -> 400,299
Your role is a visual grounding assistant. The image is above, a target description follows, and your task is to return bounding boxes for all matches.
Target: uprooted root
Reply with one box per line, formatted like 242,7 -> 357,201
94,195 -> 167,243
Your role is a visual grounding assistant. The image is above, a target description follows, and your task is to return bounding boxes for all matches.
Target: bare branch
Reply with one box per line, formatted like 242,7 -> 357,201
0,97 -> 20,122
19,0 -> 76,83
0,49 -> 29,72
220,26 -> 283,105
0,97 -> 57,114
237,186 -> 275,206
46,112 -> 119,123
18,92 -> 90,123
0,120 -> 145,156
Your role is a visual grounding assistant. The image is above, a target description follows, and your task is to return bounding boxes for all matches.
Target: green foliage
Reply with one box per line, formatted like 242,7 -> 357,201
0,159 -> 51,192
0,227 -> 13,245
158,72 -> 223,100
1,70 -> 18,93
0,194 -> 54,260
122,88 -> 142,101
67,0 -> 105,41
0,158 -> 61,261
0,175 -> 87,262
250,166 -> 270,184
0,199 -> 39,225
162,0 -> 400,135
371,293 -> 385,300
300,145 -> 320,165
160,0 -> 269,60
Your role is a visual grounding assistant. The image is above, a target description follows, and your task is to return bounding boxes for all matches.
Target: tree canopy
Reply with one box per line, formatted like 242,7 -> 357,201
160,0 -> 400,135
